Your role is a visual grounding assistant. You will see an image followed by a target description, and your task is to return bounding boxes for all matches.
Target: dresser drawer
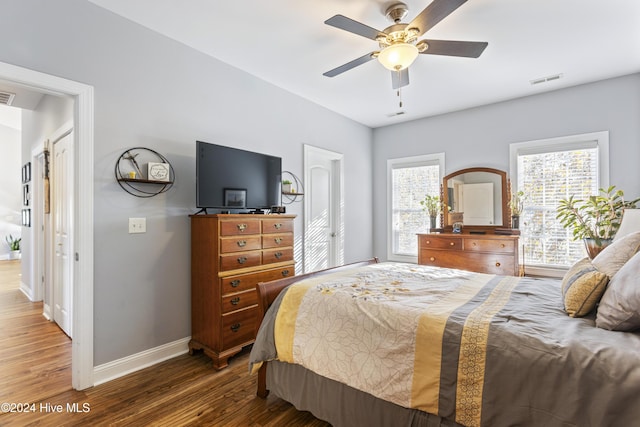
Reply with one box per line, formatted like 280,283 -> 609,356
222,306 -> 258,349
220,220 -> 261,236
221,265 -> 296,295
262,219 -> 293,234
263,247 -> 294,265
465,238 -> 515,254
262,233 -> 294,249
220,251 -> 261,270
420,249 -> 515,275
221,289 -> 258,313
220,236 -> 262,253
419,235 -> 462,250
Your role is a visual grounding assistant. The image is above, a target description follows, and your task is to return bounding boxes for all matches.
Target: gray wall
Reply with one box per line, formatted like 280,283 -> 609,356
373,73 -> 640,260
1,0 -> 373,365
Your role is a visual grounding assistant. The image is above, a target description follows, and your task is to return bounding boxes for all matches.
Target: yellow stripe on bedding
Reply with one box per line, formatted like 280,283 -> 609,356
411,274 -> 492,415
455,275 -> 519,427
273,270 -> 358,363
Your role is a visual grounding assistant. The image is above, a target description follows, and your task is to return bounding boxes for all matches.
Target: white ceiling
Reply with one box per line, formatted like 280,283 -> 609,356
88,0 -> 640,128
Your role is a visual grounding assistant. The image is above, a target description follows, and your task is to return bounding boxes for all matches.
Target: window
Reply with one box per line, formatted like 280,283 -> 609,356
387,153 -> 445,262
510,132 -> 609,275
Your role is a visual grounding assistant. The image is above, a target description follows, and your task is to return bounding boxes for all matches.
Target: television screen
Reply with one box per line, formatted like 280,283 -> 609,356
196,141 -> 282,210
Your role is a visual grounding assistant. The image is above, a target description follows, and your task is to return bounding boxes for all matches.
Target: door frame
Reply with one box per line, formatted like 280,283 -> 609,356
303,144 -> 344,272
0,61 -> 94,390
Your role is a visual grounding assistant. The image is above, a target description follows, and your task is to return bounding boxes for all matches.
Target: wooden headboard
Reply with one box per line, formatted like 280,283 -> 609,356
255,257 -> 379,329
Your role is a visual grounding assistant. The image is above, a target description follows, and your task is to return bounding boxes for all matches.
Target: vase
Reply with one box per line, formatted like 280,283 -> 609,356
9,250 -> 21,260
583,238 -> 613,259
511,215 -> 520,229
429,216 -> 437,230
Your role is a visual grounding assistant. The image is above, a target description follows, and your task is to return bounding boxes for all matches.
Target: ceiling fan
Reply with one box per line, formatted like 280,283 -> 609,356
323,0 -> 488,89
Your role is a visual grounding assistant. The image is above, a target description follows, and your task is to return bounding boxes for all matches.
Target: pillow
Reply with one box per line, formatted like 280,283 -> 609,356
561,258 -> 609,317
596,251 -> 640,331
613,209 -> 640,242
592,231 -> 640,278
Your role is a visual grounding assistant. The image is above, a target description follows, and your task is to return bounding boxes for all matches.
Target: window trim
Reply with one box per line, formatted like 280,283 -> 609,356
509,131 -> 609,276
387,153 -> 445,263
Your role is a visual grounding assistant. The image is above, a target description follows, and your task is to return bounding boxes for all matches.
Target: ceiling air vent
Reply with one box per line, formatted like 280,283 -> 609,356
530,74 -> 563,86
0,91 -> 16,105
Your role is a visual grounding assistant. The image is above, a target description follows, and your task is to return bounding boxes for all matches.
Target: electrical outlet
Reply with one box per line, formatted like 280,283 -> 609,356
129,217 -> 146,234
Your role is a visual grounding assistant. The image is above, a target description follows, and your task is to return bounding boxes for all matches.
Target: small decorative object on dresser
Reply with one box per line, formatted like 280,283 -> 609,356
189,214 -> 296,369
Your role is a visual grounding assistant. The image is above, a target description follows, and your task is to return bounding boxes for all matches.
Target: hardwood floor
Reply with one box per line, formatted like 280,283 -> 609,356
0,260 -> 328,426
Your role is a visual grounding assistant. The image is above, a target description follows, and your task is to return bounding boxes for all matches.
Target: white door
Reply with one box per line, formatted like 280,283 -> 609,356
461,182 -> 494,225
304,145 -> 344,273
52,132 -> 73,337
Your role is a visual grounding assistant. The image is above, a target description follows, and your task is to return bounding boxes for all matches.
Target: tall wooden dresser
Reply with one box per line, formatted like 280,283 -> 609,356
190,214 -> 296,369
418,233 -> 519,276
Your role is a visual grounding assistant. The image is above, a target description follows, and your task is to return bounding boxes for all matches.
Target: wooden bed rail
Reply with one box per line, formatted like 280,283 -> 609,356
255,257 -> 379,398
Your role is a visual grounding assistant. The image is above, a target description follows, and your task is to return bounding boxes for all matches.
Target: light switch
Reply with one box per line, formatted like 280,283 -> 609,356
129,217 -> 146,234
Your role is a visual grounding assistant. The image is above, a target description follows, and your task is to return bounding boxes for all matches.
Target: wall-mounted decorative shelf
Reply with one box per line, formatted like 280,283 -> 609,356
115,147 -> 175,198
282,171 -> 304,204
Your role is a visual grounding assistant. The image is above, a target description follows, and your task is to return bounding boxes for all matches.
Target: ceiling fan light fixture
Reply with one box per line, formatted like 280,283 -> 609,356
377,43 -> 419,71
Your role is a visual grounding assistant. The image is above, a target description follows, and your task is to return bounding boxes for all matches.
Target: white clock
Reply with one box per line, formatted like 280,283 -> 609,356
147,162 -> 170,181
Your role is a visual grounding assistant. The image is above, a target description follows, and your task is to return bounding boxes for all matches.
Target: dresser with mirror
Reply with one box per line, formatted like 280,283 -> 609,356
417,167 -> 520,276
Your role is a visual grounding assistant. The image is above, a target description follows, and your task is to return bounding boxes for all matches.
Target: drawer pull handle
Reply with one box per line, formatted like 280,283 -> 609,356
237,256 -> 247,265
230,279 -> 240,288
282,269 -> 290,277
501,244 -> 505,248
237,240 -> 247,247
450,242 -> 455,246
495,262 -> 501,267
237,223 -> 247,231
275,251 -> 283,259
274,223 -> 283,229
231,297 -> 240,305
430,257 -> 436,262
473,242 -> 477,246
230,323 -> 241,332
426,240 -> 430,244
274,237 -> 283,244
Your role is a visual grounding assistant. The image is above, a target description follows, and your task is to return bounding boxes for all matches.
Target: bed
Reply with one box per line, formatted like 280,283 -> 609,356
249,252 -> 640,427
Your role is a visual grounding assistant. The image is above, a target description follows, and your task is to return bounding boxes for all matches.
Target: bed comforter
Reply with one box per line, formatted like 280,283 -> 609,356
250,262 -> 640,427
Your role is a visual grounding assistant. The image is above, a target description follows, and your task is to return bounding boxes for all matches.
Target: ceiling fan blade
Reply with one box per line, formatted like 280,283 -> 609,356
323,52 -> 377,78
420,40 -> 488,58
391,69 -> 410,89
408,0 -> 468,37
325,15 -> 386,41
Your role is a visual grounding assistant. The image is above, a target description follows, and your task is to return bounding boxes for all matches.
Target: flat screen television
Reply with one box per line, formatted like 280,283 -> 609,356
196,141 -> 282,211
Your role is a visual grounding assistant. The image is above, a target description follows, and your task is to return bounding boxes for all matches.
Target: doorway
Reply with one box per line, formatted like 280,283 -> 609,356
303,145 -> 344,272
0,61 -> 94,390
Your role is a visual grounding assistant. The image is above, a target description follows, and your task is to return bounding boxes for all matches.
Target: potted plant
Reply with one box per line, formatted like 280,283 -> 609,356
282,180 -> 293,193
509,190 -> 526,229
420,195 -> 441,230
5,234 -> 21,260
556,186 -> 639,258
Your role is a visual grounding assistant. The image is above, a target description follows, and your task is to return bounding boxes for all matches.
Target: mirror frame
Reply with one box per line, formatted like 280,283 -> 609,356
441,167 -> 511,231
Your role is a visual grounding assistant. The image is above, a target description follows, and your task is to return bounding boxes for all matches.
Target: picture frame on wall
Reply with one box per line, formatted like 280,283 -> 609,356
224,188 -> 247,208
23,184 -> 29,206
22,209 -> 31,227
22,162 -> 31,183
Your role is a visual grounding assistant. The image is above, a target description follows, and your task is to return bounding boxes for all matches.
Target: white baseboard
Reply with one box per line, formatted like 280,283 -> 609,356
19,281 -> 34,301
93,337 -> 191,386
